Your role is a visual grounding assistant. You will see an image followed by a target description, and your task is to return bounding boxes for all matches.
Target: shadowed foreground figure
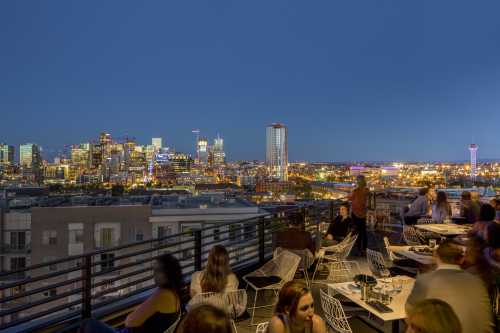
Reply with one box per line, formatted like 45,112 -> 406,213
405,298 -> 462,333
175,304 -> 233,333
406,240 -> 494,333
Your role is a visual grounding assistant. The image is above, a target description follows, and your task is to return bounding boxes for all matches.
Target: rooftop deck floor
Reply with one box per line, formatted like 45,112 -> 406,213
236,228 -> 408,333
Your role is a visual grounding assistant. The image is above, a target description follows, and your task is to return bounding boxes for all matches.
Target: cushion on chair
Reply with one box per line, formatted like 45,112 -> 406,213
246,276 -> 282,288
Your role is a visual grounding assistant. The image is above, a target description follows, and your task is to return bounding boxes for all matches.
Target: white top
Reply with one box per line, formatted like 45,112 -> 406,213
329,276 -> 415,322
190,270 -> 239,296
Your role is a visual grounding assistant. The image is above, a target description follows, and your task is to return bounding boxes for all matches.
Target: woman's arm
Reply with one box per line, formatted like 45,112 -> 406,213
125,291 -> 161,327
190,271 -> 201,297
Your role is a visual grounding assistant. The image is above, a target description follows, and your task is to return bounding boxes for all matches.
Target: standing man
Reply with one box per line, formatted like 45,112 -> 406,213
349,175 -> 369,256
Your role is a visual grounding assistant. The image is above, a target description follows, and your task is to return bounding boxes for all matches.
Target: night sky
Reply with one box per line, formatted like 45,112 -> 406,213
1,1 -> 500,162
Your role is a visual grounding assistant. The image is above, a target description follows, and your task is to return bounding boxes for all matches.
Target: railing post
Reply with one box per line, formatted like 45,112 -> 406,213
329,201 -> 335,222
81,254 -> 92,319
194,230 -> 202,271
258,217 -> 265,264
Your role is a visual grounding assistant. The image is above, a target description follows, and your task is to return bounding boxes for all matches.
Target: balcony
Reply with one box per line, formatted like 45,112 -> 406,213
0,244 -> 31,254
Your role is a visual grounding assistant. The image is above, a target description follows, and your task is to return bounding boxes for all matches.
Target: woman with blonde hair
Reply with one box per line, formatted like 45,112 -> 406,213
190,245 -> 238,297
268,281 -> 326,333
405,299 -> 461,333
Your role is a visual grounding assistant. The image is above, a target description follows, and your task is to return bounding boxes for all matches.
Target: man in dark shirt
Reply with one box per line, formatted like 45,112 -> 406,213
325,203 -> 353,243
275,212 -> 316,255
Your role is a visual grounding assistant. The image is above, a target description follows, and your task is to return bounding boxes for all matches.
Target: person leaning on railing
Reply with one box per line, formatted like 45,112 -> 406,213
79,253 -> 183,333
190,245 -> 238,297
348,175 -> 369,256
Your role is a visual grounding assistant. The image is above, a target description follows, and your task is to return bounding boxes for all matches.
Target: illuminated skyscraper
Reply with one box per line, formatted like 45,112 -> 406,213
212,134 -> 225,166
266,123 -> 288,181
0,144 -> 14,165
469,143 -> 478,181
20,143 -> 43,183
152,138 -> 162,151
197,138 -> 209,165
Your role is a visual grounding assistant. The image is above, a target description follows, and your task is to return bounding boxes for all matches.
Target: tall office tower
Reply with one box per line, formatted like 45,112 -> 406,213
170,153 -> 193,173
20,143 -> 43,182
469,144 -> 478,182
0,144 -> 14,165
99,132 -> 113,161
266,123 -> 288,181
20,144 -> 41,168
152,138 -> 162,151
212,135 -> 225,166
197,138 -> 209,165
71,144 -> 91,168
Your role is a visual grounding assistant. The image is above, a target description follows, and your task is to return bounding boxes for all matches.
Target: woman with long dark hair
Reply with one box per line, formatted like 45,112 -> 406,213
431,191 -> 452,223
80,253 -> 183,333
190,245 -> 238,297
268,281 -> 326,333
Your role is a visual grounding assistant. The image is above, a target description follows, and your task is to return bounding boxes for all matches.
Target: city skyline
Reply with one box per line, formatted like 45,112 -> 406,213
0,131 -> 497,164
2,1 -> 500,161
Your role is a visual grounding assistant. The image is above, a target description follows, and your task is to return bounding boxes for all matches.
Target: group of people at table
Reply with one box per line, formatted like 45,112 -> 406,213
78,176 -> 500,333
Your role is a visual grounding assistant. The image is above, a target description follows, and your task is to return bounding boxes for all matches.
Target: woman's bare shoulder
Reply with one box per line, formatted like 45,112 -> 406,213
268,316 -> 286,333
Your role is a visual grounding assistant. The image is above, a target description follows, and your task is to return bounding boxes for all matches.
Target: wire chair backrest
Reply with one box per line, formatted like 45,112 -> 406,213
274,247 -> 314,271
340,234 -> 358,260
383,236 -> 396,262
417,217 -> 434,225
187,291 -> 226,311
225,289 -> 248,319
268,250 -> 301,282
326,260 -> 361,283
366,249 -> 390,277
403,225 -> 423,246
255,322 -> 269,333
320,289 -> 353,333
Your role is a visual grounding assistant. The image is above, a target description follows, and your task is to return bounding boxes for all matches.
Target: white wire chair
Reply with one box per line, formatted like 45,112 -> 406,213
164,314 -> 181,333
320,289 -> 353,333
274,247 -> 314,287
325,260 -> 361,284
312,234 -> 357,281
403,225 -> 423,246
188,289 -> 248,333
416,217 -> 434,225
366,249 -> 391,278
243,251 -> 301,325
255,322 -> 269,333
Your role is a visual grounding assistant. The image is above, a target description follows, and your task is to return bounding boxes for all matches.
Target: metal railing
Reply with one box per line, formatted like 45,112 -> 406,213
0,200 -> 342,332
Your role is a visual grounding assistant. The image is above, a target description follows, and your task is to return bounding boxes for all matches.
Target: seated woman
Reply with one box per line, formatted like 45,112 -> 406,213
190,245 -> 238,297
79,253 -> 183,333
431,191 -> 452,223
405,298 -> 462,333
470,203 -> 496,241
175,304 -> 233,333
324,203 -> 352,244
268,281 -> 327,333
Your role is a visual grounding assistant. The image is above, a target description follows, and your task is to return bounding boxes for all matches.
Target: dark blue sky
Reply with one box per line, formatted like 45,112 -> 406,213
1,1 -> 500,162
